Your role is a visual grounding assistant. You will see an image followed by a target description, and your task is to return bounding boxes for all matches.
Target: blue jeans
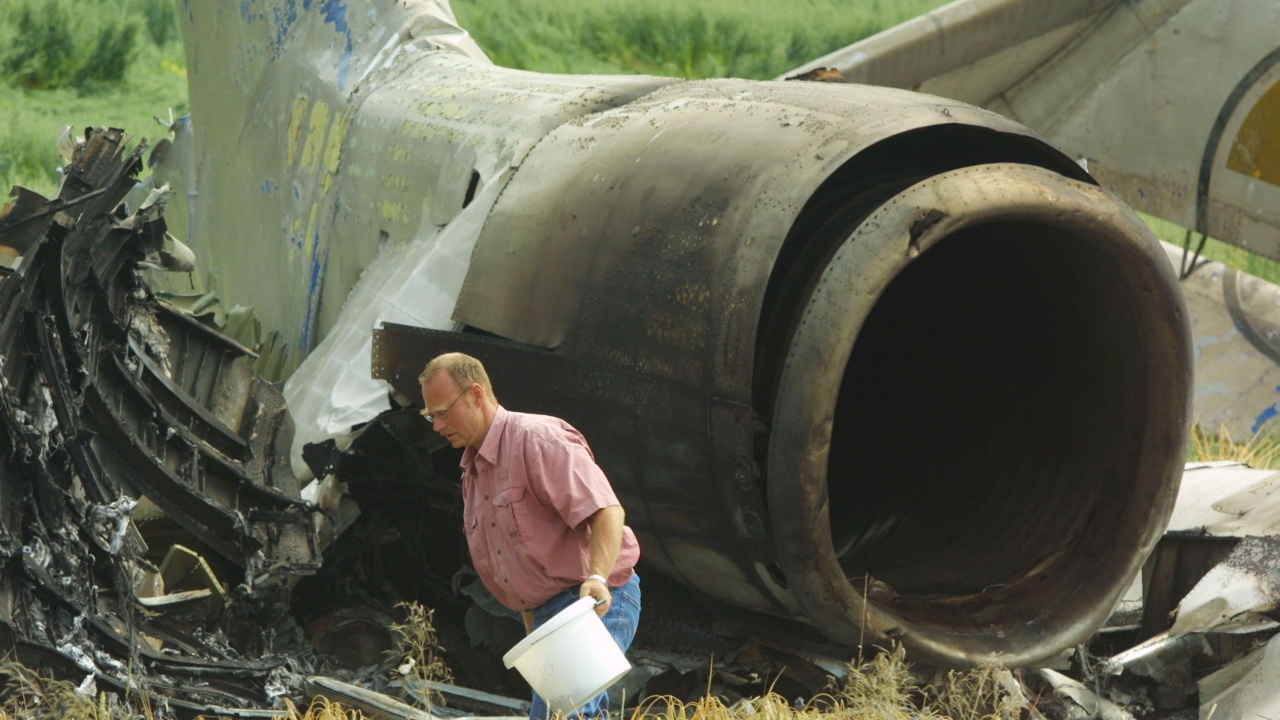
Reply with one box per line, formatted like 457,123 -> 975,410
528,574 -> 641,720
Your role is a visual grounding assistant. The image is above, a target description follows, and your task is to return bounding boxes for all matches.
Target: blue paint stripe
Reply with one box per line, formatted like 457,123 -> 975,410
298,227 -> 324,351
1252,404 -> 1279,434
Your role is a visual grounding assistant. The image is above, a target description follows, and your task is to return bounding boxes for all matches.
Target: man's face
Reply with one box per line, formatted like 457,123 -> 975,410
421,371 -> 484,449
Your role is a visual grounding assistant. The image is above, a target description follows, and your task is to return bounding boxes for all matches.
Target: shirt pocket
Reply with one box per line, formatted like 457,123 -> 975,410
492,485 -> 527,546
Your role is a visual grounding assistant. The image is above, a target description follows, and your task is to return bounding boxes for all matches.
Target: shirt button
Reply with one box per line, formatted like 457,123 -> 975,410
490,522 -> 495,527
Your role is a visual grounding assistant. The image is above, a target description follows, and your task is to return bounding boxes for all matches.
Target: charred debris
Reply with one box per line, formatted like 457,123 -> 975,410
0,126 -> 861,716
1,127 -> 1279,719
0,128 -> 322,716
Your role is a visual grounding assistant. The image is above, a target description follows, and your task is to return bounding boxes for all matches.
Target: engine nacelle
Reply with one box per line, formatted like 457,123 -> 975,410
164,0 -> 1190,668
375,79 -> 1191,666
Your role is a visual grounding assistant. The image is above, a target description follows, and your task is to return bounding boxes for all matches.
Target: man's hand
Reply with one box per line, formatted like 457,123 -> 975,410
580,576 -> 611,616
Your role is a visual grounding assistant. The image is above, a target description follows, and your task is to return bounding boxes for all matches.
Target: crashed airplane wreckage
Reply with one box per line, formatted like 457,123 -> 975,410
0,129 -> 323,715
1,0 -> 1207,715
0,123 -> 1199,715
172,0 -> 1191,669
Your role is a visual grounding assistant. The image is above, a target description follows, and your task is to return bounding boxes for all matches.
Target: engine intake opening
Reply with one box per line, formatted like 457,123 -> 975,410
830,223 -> 1140,595
765,163 -> 1190,665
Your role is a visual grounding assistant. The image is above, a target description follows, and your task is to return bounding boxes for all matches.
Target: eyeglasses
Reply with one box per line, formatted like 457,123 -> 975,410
421,387 -> 468,423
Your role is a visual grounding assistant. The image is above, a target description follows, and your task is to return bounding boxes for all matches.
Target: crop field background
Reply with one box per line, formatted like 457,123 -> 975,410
0,0 -> 187,198
451,0 -> 948,80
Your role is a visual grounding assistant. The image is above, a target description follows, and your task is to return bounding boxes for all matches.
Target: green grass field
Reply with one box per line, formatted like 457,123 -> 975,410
1,0 -> 188,197
451,0 -> 949,80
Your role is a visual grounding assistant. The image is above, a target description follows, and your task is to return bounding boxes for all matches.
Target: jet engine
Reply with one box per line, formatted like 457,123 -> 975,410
369,79 -> 1192,666
154,0 -> 1193,670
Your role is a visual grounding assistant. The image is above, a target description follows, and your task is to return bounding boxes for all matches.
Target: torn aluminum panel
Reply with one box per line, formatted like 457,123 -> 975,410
1166,462 -> 1280,537
1037,669 -> 1136,720
786,0 -> 1280,262
1102,462 -> 1280,682
0,127 -> 323,716
159,0 -> 489,357
1198,633 -> 1280,720
1104,536 -> 1280,677
398,678 -> 530,717
305,676 -> 441,720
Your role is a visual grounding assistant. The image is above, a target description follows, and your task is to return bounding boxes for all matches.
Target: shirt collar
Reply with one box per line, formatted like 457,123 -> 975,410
462,405 -> 507,468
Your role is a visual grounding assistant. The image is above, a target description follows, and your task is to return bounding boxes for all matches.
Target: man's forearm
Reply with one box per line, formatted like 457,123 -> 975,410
586,505 -> 625,579
581,505 -> 624,615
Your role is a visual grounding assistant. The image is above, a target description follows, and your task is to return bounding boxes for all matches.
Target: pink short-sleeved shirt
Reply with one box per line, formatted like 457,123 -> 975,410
460,407 -> 640,611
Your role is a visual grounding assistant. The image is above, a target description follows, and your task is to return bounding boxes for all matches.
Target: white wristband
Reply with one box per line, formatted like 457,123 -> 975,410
586,574 -> 609,586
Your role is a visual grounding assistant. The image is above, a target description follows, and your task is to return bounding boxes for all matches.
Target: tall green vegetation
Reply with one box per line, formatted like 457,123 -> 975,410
1,0 -> 176,90
0,0 -> 187,197
452,0 -> 949,79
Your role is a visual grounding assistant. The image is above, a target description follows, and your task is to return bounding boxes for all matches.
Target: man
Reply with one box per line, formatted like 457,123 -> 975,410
419,352 -> 641,720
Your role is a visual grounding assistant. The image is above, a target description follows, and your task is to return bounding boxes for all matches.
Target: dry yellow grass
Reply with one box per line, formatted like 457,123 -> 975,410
0,630 -> 1026,720
273,696 -> 366,719
619,646 -> 1026,720
0,660 -> 157,720
1188,422 -> 1280,469
824,646 -> 1023,720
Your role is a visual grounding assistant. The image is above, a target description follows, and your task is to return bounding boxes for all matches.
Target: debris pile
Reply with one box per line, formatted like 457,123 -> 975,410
1085,461 -> 1280,720
0,127 -> 323,716
0,126 -> 874,716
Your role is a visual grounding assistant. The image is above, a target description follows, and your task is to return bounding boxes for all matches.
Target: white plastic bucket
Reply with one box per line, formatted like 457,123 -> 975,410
503,597 -> 632,715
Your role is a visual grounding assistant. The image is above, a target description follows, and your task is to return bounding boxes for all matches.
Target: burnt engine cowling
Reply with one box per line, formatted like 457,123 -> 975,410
383,79 -> 1191,666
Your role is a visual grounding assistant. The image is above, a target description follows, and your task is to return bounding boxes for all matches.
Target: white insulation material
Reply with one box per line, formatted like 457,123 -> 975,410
282,172 -> 505,476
